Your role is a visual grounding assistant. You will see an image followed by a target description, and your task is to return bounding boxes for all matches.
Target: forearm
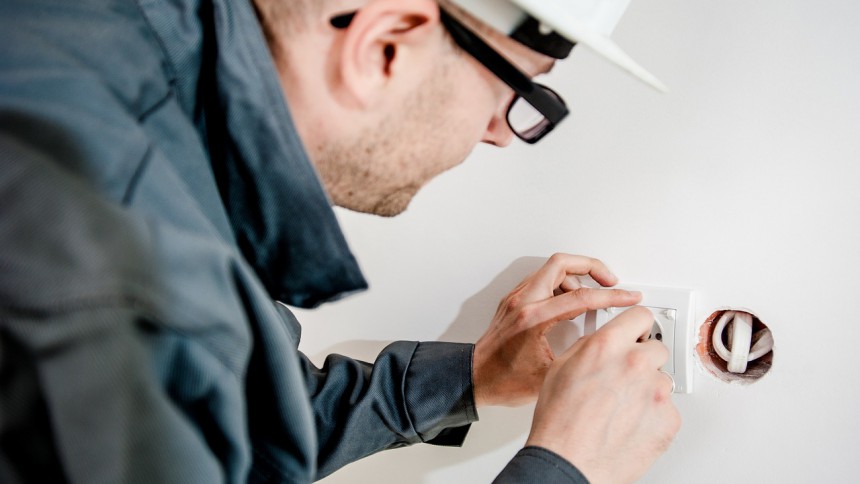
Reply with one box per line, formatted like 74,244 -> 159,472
298,340 -> 478,479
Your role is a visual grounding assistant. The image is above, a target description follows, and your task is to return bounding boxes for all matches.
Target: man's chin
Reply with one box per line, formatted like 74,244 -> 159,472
369,189 -> 415,217
338,187 -> 417,218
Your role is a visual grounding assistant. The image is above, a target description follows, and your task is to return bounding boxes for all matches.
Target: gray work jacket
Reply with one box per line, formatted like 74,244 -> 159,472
0,0 -> 586,482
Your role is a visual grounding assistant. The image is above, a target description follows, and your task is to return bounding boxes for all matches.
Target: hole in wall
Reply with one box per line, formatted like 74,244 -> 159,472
697,309 -> 774,384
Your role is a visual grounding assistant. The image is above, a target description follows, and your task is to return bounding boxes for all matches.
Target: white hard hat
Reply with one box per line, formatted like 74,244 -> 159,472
447,0 -> 667,92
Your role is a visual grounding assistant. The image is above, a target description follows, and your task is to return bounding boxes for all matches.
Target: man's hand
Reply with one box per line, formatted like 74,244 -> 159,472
472,253 -> 642,407
526,306 -> 682,483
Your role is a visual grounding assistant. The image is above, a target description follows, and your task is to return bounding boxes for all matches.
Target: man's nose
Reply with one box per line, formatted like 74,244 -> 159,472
481,109 -> 514,147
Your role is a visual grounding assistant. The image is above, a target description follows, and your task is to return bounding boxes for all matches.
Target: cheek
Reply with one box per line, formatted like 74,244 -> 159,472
416,62 -> 503,174
437,104 -> 489,161
431,111 -> 491,177
449,86 -> 501,142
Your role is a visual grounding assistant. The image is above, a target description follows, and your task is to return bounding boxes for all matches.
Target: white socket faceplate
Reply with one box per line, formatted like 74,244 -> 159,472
585,284 -> 695,393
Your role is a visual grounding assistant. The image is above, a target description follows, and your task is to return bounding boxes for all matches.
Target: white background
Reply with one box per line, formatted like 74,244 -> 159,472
295,0 -> 860,481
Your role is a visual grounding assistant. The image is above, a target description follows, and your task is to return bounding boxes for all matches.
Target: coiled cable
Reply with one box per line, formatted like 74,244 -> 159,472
712,310 -> 774,373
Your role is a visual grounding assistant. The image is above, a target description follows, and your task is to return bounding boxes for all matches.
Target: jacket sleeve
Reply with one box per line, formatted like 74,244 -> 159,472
278,307 -> 478,479
494,447 -> 590,484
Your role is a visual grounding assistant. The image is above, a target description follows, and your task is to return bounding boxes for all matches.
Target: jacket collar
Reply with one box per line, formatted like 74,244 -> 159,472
203,0 -> 367,308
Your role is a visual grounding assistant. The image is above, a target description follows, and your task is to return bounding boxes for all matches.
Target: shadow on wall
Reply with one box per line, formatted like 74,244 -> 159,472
313,256 -> 585,482
437,256 -> 585,356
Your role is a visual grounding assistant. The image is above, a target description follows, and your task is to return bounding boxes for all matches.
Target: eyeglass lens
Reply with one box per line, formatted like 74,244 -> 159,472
507,85 -> 564,143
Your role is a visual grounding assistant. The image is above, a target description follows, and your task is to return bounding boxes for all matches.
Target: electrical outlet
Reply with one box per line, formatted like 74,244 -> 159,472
585,284 -> 694,393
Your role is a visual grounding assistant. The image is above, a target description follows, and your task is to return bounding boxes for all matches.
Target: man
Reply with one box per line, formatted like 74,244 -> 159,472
0,0 -> 679,482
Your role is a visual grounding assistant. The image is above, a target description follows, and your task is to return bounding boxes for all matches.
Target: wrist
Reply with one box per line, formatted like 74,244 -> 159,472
471,342 -> 490,407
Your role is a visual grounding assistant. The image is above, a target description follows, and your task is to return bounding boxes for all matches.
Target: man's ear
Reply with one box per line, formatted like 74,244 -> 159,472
336,0 -> 440,107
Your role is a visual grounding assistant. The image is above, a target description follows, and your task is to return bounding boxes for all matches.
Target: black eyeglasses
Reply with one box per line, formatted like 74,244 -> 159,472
331,10 -> 569,144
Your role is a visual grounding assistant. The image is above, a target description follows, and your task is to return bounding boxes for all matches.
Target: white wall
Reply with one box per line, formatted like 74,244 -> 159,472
295,0 -> 860,481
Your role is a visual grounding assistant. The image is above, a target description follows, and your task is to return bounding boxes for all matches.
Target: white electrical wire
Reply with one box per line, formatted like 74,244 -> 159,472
711,311 -> 774,374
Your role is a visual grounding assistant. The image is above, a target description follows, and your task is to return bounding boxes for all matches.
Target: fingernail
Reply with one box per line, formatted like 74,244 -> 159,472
628,290 -> 642,298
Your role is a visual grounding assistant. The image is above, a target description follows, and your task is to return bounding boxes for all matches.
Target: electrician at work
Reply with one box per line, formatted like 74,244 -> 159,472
0,0 -> 680,482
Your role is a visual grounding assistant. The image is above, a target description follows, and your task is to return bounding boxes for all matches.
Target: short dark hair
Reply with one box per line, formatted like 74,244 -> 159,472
252,0 -> 325,44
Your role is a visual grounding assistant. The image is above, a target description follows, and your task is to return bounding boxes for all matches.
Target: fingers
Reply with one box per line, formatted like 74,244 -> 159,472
515,253 -> 624,306
531,254 -> 619,295
525,287 -> 642,330
600,306 -> 657,343
525,300 -> 679,482
640,340 -> 671,375
558,328 -> 669,375
559,274 -> 582,292
554,306 -> 667,369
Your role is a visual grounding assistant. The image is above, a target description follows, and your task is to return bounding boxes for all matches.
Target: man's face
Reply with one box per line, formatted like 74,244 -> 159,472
322,14 -> 555,217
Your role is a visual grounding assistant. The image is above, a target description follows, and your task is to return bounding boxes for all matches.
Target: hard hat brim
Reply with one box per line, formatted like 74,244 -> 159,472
510,0 -> 668,92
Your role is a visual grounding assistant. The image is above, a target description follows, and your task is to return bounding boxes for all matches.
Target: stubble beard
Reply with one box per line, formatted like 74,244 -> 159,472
315,120 -> 423,217
318,88 -> 449,217
317,52 -> 467,217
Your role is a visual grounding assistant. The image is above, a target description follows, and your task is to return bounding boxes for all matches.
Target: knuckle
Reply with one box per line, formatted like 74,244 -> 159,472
625,350 -> 649,372
547,252 -> 566,267
628,305 -> 653,320
570,287 -> 594,308
583,330 -> 612,358
503,293 -> 524,313
576,288 -> 630,312
513,305 -> 535,328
